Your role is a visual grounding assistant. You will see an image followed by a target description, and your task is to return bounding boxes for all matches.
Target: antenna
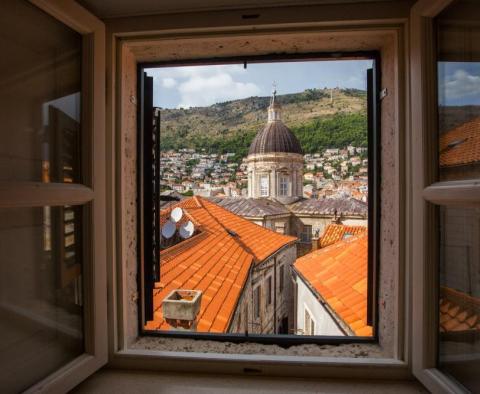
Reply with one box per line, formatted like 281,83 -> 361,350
179,221 -> 195,239
170,207 -> 183,223
161,220 -> 176,239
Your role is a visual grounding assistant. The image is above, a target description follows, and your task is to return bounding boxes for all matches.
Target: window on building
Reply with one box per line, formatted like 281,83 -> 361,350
432,2 -> 480,391
254,286 -> 261,319
279,175 -> 289,196
304,308 -> 315,335
267,276 -> 273,305
260,174 -> 269,197
300,225 -> 312,243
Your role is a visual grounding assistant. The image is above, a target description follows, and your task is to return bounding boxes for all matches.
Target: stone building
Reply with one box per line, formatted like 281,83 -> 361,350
210,90 -> 368,255
246,89 -> 304,205
150,196 -> 297,334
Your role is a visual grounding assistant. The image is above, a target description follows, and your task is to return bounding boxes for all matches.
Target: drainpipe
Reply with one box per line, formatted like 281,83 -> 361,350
273,255 -> 277,334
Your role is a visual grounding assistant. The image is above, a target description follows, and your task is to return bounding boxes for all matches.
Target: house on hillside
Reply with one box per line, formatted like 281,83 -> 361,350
293,228 -> 372,337
149,196 -> 297,334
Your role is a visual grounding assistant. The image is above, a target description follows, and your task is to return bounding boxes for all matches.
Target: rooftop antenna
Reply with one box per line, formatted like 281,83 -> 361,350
179,220 -> 195,239
161,220 -> 176,239
170,207 -> 183,223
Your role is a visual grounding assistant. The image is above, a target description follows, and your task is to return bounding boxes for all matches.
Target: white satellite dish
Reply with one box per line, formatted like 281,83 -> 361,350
161,220 -> 176,239
170,207 -> 183,223
179,221 -> 195,239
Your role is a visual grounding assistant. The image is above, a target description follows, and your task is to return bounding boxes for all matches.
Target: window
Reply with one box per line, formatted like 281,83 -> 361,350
254,286 -> 261,319
300,225 -> 312,243
0,1 -> 106,392
304,308 -> 315,335
138,53 -> 380,344
267,276 -> 273,305
279,175 -> 289,196
260,174 -> 269,197
434,2 -> 480,391
412,1 -> 480,392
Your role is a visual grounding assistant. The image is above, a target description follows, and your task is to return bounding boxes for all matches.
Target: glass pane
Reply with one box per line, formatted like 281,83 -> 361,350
0,1 -> 82,183
437,0 -> 480,181
0,206 -> 84,393
438,206 -> 480,392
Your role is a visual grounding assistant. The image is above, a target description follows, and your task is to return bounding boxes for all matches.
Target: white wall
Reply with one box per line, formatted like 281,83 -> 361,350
295,277 -> 344,336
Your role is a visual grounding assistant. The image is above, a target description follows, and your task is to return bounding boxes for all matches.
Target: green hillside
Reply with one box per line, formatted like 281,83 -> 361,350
158,88 -> 367,160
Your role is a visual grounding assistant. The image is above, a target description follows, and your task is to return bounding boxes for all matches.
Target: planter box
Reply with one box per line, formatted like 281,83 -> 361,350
162,289 -> 202,322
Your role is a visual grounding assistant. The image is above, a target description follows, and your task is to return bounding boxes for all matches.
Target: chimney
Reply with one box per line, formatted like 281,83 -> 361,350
311,236 -> 320,251
162,289 -> 202,331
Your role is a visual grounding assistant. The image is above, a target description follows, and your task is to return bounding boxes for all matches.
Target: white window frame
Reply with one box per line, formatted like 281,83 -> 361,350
410,0 -> 479,392
260,174 -> 269,197
0,1 -> 107,392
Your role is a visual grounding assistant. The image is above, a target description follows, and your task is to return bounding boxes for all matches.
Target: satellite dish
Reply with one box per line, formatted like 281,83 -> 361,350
170,207 -> 183,223
161,220 -> 176,239
179,221 -> 195,239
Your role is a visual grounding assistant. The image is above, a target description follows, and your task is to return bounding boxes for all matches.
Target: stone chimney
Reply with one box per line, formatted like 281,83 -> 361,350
162,289 -> 202,331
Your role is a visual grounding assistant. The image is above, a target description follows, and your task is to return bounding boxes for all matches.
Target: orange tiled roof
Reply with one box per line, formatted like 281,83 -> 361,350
439,286 -> 480,333
148,196 -> 297,333
319,223 -> 367,248
440,117 -> 480,167
294,234 -> 372,336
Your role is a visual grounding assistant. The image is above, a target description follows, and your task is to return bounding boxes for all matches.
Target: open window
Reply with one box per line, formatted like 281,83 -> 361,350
138,53 -> 381,344
0,1 -> 106,392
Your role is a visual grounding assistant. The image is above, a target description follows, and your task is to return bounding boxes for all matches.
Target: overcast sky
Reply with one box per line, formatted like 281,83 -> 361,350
438,62 -> 480,106
146,60 -> 373,109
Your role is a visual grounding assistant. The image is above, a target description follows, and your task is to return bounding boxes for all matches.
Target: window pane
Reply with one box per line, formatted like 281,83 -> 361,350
0,206 -> 84,392
437,0 -> 480,182
438,206 -> 480,392
0,1 -> 82,183
436,2 -> 480,391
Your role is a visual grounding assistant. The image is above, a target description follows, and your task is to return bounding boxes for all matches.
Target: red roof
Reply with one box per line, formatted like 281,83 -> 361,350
319,223 -> 367,248
294,234 -> 372,336
440,117 -> 480,168
147,196 -> 296,333
440,286 -> 480,333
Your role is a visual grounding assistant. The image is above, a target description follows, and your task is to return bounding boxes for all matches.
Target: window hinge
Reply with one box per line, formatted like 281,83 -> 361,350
379,88 -> 388,100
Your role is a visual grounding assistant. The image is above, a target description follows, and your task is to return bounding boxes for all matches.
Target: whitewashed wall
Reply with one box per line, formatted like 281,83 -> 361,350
295,277 -> 344,336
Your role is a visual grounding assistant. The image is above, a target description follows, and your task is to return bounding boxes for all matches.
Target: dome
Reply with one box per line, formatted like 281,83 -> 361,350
248,121 -> 303,155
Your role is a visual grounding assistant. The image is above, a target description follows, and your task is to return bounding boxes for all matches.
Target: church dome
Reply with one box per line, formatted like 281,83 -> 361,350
248,88 -> 303,156
248,121 -> 303,155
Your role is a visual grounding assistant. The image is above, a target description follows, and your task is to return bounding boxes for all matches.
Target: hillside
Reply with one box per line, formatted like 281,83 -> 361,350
158,88 -> 367,159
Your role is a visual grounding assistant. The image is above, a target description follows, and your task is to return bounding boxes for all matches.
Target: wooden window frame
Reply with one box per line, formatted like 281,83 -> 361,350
410,0 -> 479,392
0,1 -> 107,392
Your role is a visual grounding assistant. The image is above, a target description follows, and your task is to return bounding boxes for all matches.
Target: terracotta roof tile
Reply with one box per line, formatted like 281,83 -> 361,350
440,116 -> 480,167
319,223 -> 367,248
439,287 -> 480,334
149,196 -> 296,333
294,234 -> 372,336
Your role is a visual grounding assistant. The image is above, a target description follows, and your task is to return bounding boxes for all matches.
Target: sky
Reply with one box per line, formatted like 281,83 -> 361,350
438,62 -> 480,106
146,60 -> 373,109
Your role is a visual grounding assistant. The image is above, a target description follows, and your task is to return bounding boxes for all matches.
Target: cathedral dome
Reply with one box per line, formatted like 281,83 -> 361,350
248,121 -> 303,155
248,88 -> 303,156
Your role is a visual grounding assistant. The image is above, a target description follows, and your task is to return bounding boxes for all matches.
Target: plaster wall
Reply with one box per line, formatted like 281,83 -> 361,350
295,276 -> 345,336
